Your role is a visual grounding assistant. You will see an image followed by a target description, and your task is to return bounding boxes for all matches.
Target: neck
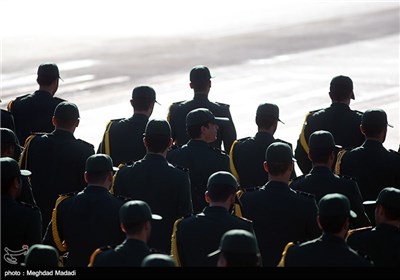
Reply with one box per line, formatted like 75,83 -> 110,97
39,86 -> 54,95
209,201 -> 231,210
268,175 -> 290,185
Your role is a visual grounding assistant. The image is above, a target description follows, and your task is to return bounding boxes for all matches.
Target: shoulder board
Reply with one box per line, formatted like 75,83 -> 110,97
242,186 -> 261,192
99,245 -> 115,252
210,146 -> 228,155
347,226 -> 373,238
338,175 -> 357,181
54,97 -> 66,103
215,101 -> 230,107
275,139 -> 292,147
309,108 -> 322,115
173,164 -> 189,172
290,174 -> 305,183
118,162 -> 132,169
88,245 -> 115,266
113,194 -> 131,201
77,139 -> 95,149
15,94 -> 30,100
294,190 -> 315,199
354,110 -> 364,115
59,191 -> 79,198
110,118 -> 124,122
389,149 -> 400,156
19,201 -> 40,210
236,136 -> 251,142
181,213 -> 196,219
235,215 -> 253,224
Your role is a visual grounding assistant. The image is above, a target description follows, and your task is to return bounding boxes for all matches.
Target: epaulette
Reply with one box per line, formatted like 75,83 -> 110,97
354,110 -> 364,115
215,101 -> 230,107
119,162 -> 132,168
181,213 -> 196,219
210,146 -> 228,155
19,201 -> 40,211
389,149 -> 400,157
294,190 -> 315,199
77,139 -> 95,149
15,94 -> 30,100
113,194 -> 131,201
289,175 -> 305,186
169,143 -> 181,150
54,97 -> 66,103
236,136 -> 251,142
309,108 -> 322,115
88,246 -> 114,267
241,186 -> 261,192
173,164 -> 189,172
110,118 -> 124,122
59,191 -> 79,198
235,215 -> 253,224
346,226 -> 373,239
338,175 -> 357,181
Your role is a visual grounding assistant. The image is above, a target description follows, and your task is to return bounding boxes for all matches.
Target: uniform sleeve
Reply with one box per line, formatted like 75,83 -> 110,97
305,198 -> 321,239
294,113 -> 312,175
25,208 -> 42,246
349,182 -> 371,228
17,176 -> 37,206
177,171 -> 193,216
221,108 -> 237,153
167,104 -> 178,143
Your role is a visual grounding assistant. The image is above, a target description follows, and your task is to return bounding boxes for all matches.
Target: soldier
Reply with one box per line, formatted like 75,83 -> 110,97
167,65 -> 236,152
43,154 -> 126,267
22,244 -> 59,268
113,119 -> 193,254
98,85 -> 158,167
230,103 -> 295,189
7,63 -> 65,145
141,254 -> 176,267
290,130 -> 370,228
1,108 -> 16,132
294,75 -> 364,174
1,157 -> 42,268
208,229 -> 262,267
239,142 -> 320,266
89,200 -> 162,267
1,128 -> 36,205
20,101 -> 95,233
279,193 -> 372,267
347,187 -> 400,267
335,109 -> 400,223
171,171 -> 254,266
167,108 -> 230,213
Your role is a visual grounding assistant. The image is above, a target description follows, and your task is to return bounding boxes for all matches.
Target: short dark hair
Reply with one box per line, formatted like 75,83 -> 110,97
318,215 -> 347,233
220,252 -> 261,267
308,149 -> 332,164
85,171 -> 110,184
37,75 -> 57,86
123,221 -> 147,235
191,80 -> 209,92
132,97 -> 154,111
145,135 -> 170,153
362,125 -> 384,138
255,115 -> 276,130
187,122 -> 211,139
1,176 -> 17,194
55,118 -> 77,129
380,205 -> 400,220
207,184 -> 236,202
266,162 -> 291,176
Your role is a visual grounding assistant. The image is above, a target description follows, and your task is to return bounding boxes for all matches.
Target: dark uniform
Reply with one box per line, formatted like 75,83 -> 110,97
280,233 -> 372,267
113,153 -> 193,254
1,195 -> 42,268
290,166 -> 370,228
171,206 -> 254,266
230,133 -> 295,189
20,130 -> 95,233
167,139 -> 230,213
43,187 -> 126,267
89,239 -> 152,267
167,95 -> 237,152
295,103 -> 364,174
1,109 -> 16,132
239,181 -> 321,266
347,224 -> 400,267
97,114 -> 149,167
7,90 -> 65,145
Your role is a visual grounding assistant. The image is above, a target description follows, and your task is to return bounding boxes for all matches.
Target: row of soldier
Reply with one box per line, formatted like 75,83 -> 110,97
1,63 -> 400,267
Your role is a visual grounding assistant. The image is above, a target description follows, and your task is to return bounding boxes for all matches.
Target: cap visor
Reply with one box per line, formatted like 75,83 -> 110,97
155,100 -> 161,105
350,210 -> 357,219
20,169 -> 32,176
151,214 -> 163,221
278,118 -> 285,125
207,249 -> 221,258
215,117 -> 230,123
334,144 -> 343,149
112,167 -> 119,172
363,200 -> 377,206
387,123 -> 394,128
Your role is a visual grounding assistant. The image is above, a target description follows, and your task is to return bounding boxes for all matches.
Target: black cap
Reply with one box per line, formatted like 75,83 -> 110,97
0,157 -> 31,179
1,128 -> 20,144
119,200 -> 162,225
265,142 -> 296,164
85,154 -> 117,173
207,171 -> 238,191
318,193 -> 357,218
190,65 -> 214,83
37,63 -> 61,80
256,103 -> 284,124
309,130 -> 342,151
144,119 -> 172,137
186,108 -> 229,128
363,187 -> 400,211
141,254 -> 176,267
132,85 -> 160,105
53,102 -> 80,121
330,75 -> 355,100
22,244 -> 59,267
362,109 -> 393,130
208,229 -> 260,257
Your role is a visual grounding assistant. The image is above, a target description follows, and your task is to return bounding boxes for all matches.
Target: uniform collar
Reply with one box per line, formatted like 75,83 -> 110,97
362,140 -> 383,149
143,153 -> 167,161
254,131 -> 275,142
309,166 -> 333,175
330,102 -> 351,110
186,139 -> 210,148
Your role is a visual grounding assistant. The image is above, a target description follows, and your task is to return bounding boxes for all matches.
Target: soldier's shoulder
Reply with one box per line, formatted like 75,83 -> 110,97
112,193 -> 131,202
236,136 -> 252,143
275,138 -> 293,147
389,149 -> 400,158
337,174 -> 357,182
18,201 -> 40,212
169,100 -> 186,109
14,93 -> 31,101
234,215 -> 253,225
59,191 -> 79,199
289,174 -> 305,186
215,101 -> 230,108
210,146 -> 229,156
353,109 -> 364,116
76,139 -> 95,149
171,163 -> 189,173
53,97 -> 66,103
294,189 -> 316,200
347,226 -> 373,238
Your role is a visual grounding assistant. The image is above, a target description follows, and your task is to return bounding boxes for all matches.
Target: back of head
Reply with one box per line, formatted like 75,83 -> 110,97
308,130 -> 341,163
141,254 -> 176,267
189,65 -> 213,91
207,171 -> 238,202
1,128 -> 21,156
255,103 -> 283,128
23,244 -> 59,268
1,157 -> 31,194
318,193 -> 357,233
361,109 -> 392,138
119,200 -> 162,233
364,187 -> 400,221
131,85 -> 158,111
37,63 -> 61,86
265,142 -> 296,176
144,119 -> 171,153
329,75 -> 355,101
53,101 -> 80,128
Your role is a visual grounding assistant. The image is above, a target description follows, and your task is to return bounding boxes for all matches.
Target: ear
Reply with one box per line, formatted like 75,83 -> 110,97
205,191 -> 211,203
130,99 -> 134,107
263,161 -> 269,173
316,216 -> 323,231
52,116 -> 57,126
120,223 -> 127,233
84,171 -> 89,183
75,119 -> 80,128
189,82 -> 194,89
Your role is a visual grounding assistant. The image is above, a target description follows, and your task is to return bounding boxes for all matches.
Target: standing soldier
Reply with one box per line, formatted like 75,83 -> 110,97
294,75 -> 364,174
20,102 -> 95,233
7,63 -> 65,145
167,65 -> 236,152
230,103 -> 295,189
167,108 -> 230,213
98,85 -> 158,167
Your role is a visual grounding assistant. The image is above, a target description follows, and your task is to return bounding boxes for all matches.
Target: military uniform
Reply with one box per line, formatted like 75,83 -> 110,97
230,132 -> 295,189
290,166 -> 370,228
1,109 -> 16,132
7,90 -> 65,145
347,224 -> 400,267
171,206 -> 254,266
89,239 -> 152,267
239,181 -> 321,266
167,95 -> 237,152
167,139 -> 230,213
1,194 -> 42,267
42,186 -> 126,267
294,103 -> 364,174
280,233 -> 372,267
113,153 -> 193,254
97,114 -> 149,167
20,129 -> 95,233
